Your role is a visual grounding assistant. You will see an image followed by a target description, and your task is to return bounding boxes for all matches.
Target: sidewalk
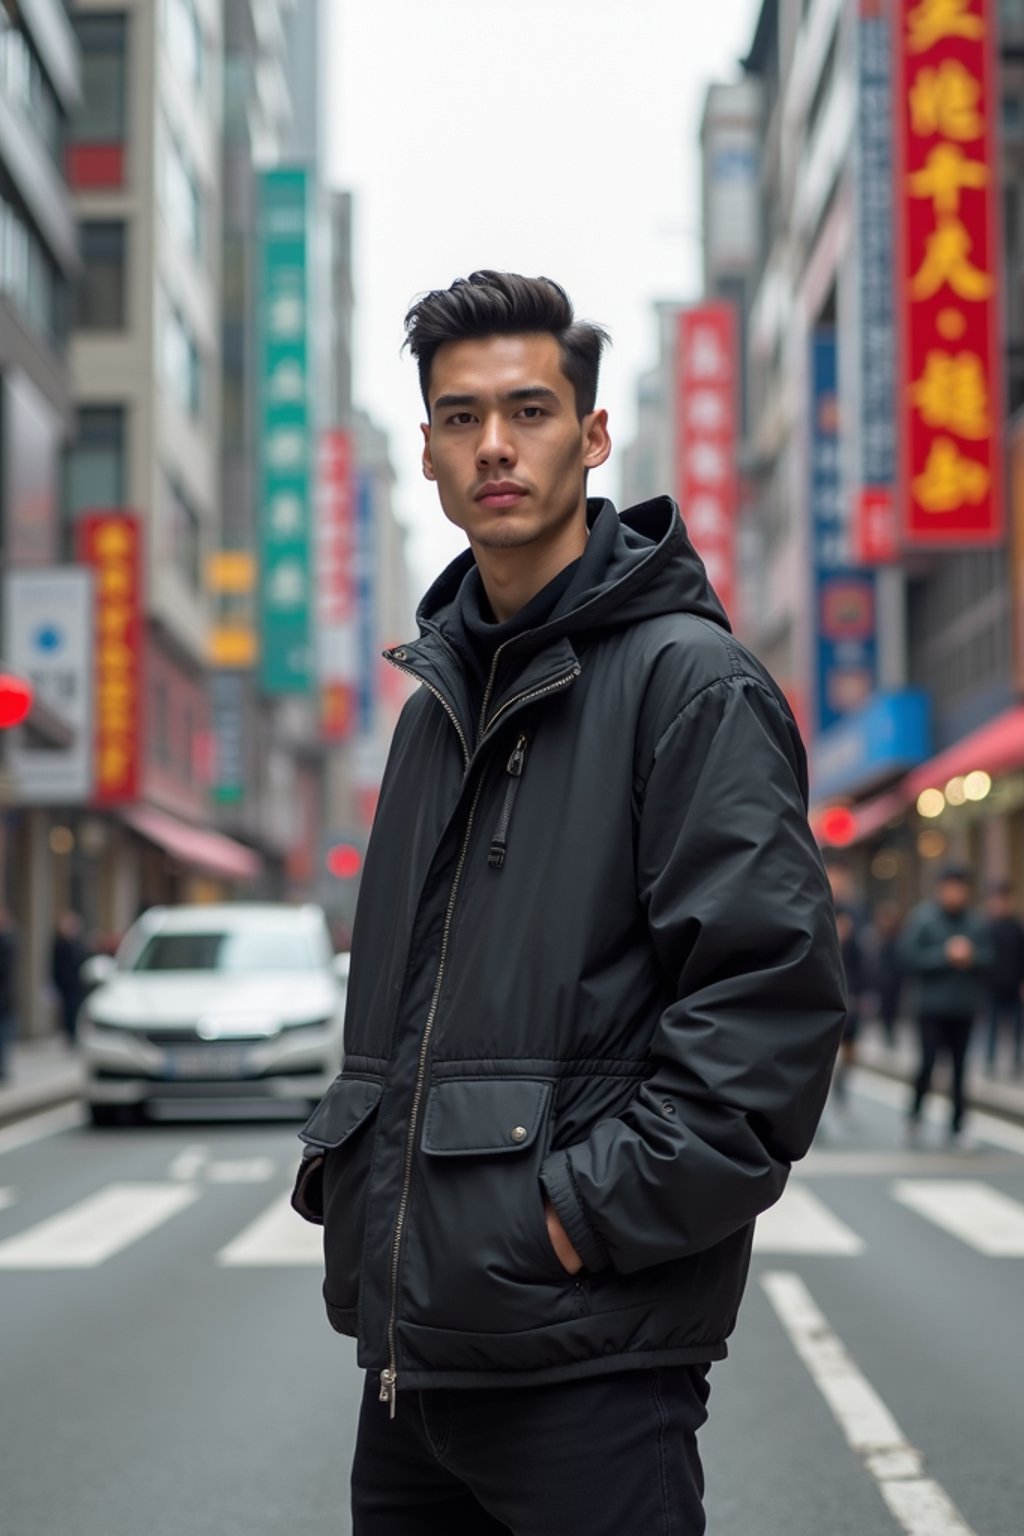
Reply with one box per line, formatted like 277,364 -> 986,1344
857,1022 -> 1024,1126
0,1035 -> 84,1126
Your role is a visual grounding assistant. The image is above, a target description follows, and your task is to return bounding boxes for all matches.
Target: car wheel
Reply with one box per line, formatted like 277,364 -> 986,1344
87,1103 -> 121,1128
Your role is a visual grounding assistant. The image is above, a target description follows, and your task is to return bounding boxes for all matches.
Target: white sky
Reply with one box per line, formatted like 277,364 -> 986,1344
327,0 -> 761,594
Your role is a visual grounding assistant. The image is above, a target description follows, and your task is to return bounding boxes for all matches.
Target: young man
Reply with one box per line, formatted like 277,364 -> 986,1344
901,865 -> 993,1147
294,272 -> 846,1535
982,880 -> 1024,1076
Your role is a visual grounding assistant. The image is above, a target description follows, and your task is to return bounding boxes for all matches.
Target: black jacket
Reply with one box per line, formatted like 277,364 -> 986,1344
900,901 -> 994,1017
293,497 -> 846,1405
987,914 -> 1024,1001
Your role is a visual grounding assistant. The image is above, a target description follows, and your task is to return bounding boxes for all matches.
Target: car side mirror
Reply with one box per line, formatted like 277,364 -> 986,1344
81,953 -> 116,989
331,951 -> 350,985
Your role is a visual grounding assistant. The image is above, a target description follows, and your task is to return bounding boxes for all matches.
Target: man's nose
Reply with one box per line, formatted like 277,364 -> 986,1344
476,413 -> 516,469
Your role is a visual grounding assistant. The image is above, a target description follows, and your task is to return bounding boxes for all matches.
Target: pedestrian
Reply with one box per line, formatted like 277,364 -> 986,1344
0,906 -> 17,1081
831,904 -> 866,1110
982,880 -> 1024,1077
871,900 -> 905,1047
51,910 -> 89,1046
292,271 -> 846,1536
901,865 -> 993,1149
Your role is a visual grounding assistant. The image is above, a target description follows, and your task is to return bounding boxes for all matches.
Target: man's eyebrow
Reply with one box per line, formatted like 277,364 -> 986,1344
432,385 -> 561,411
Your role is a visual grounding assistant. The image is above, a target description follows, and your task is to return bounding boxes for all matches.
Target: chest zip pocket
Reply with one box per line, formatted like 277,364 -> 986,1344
488,732 -> 529,870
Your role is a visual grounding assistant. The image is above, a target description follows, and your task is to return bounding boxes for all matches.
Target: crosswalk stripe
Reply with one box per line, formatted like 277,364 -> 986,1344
0,1187 -> 14,1211
216,1192 -> 324,1267
892,1180 -> 1024,1256
754,1184 -> 865,1255
0,1182 -> 198,1269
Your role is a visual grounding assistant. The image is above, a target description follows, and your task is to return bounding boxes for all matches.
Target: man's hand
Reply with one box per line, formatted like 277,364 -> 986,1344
544,1199 -> 584,1274
946,935 -> 974,968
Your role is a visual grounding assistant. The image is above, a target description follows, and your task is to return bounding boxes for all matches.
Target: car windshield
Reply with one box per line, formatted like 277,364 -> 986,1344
129,929 -> 321,973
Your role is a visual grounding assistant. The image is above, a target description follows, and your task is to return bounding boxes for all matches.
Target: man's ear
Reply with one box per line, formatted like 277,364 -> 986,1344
582,409 -> 612,472
421,422 -> 436,482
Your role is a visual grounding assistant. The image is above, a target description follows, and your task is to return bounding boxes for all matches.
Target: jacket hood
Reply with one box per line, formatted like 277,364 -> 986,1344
417,496 -> 731,650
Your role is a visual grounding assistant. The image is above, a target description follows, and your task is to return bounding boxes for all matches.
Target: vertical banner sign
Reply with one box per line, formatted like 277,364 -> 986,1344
811,334 -> 879,737
316,430 -> 357,741
210,673 -> 245,805
78,513 -> 142,804
675,304 -> 738,620
893,0 -> 1003,546
853,0 -> 899,563
354,468 -> 377,738
258,167 -> 313,692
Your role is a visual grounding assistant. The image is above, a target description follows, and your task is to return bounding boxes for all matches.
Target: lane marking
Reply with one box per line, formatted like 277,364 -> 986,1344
0,1187 -> 14,1210
207,1158 -> 276,1184
0,1182 -> 198,1269
763,1271 -> 978,1536
216,1192 -> 323,1267
754,1185 -> 864,1254
0,1103 -> 84,1158
892,1180 -> 1024,1256
851,1068 -> 1024,1157
169,1144 -> 209,1181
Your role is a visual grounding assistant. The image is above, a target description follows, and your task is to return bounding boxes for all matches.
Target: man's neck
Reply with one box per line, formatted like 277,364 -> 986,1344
473,514 -> 588,624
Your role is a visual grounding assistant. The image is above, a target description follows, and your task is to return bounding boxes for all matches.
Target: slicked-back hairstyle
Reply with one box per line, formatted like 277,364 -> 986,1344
404,270 -> 610,421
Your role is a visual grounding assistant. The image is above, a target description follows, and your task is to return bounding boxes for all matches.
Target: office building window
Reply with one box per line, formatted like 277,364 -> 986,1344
64,407 -> 126,523
163,0 -> 203,94
0,186 -> 65,343
166,475 -> 201,591
0,7 -> 63,164
162,128 -> 202,257
162,299 -> 201,418
72,15 -> 127,142
77,223 -> 127,329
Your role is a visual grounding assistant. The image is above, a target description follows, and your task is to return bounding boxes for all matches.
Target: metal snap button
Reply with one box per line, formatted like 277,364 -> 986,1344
392,647 -> 408,661
510,1125 -> 528,1143
662,1101 -> 675,1115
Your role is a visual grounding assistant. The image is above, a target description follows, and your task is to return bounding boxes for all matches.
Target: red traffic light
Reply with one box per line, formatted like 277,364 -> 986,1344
0,673 -> 33,730
819,806 -> 857,848
326,843 -> 362,880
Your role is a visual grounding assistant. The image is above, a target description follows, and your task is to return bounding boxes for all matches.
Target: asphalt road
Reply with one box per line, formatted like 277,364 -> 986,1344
1,1074 -> 1022,1536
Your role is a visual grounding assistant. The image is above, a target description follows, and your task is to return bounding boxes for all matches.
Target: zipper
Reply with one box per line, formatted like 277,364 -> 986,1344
379,773 -> 486,1417
482,665 -> 581,739
384,649 -> 471,769
488,733 -> 529,870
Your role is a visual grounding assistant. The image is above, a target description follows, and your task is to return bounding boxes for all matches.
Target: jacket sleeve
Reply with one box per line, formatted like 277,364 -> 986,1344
899,908 -> 949,974
969,915 -> 995,975
540,676 -> 847,1275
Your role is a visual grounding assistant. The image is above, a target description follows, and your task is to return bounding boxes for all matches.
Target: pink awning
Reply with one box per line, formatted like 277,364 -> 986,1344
906,706 -> 1024,799
121,805 -> 262,883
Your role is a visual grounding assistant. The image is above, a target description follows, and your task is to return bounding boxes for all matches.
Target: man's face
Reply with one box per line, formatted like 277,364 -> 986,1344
938,878 -> 969,914
420,333 -> 610,554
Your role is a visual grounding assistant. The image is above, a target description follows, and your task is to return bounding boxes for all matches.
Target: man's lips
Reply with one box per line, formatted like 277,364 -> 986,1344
474,482 -> 528,508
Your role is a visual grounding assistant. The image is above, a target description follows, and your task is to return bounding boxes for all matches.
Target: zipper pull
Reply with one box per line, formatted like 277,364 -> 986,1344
506,733 -> 528,776
489,735 -> 529,870
379,1366 -> 397,1418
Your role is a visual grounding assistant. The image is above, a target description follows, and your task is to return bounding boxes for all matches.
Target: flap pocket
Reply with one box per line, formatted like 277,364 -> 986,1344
421,1078 -> 553,1156
299,1075 -> 383,1150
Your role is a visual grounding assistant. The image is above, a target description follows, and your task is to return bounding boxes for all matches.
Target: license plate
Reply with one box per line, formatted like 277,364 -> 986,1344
162,1046 -> 251,1079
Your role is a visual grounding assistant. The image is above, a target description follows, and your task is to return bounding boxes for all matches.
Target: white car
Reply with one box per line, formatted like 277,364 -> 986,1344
79,903 -> 347,1125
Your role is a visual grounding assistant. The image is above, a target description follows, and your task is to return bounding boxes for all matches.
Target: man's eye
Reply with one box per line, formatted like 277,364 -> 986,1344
446,413 -> 475,426
517,406 -> 546,419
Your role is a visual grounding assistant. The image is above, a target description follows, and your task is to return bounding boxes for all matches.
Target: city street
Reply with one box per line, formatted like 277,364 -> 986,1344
1,1075 -> 1023,1536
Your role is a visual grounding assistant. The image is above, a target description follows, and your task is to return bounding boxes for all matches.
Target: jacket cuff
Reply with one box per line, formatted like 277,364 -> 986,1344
540,1151 -> 610,1273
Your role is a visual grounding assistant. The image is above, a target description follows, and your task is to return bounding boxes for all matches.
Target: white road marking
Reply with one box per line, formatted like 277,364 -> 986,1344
851,1067 -> 1024,1157
798,1149 -> 1020,1177
754,1184 -> 864,1254
0,1182 -> 198,1269
207,1158 -> 276,1184
892,1180 -> 1024,1256
763,1271 -> 978,1536
216,1192 -> 323,1266
0,1103 -> 84,1158
169,1144 -> 210,1181
0,1187 -> 14,1210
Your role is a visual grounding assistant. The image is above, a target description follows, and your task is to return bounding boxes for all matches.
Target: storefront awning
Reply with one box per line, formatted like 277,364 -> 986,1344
121,804 -> 263,883
906,706 -> 1024,800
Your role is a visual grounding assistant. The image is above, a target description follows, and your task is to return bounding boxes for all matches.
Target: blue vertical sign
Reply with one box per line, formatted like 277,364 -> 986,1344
812,332 -> 878,737
257,167 -> 312,693
354,468 -> 377,735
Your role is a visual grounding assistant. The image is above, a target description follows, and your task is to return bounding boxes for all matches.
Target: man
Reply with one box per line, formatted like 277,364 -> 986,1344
294,272 -> 846,1535
982,880 -> 1024,1077
51,910 -> 88,1046
901,865 -> 992,1147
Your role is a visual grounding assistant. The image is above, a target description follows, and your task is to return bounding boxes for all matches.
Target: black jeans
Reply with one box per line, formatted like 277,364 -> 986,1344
911,1014 -> 974,1134
351,1365 -> 712,1535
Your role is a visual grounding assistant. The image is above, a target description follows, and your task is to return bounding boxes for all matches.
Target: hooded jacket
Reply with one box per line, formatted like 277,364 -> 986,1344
293,496 -> 846,1410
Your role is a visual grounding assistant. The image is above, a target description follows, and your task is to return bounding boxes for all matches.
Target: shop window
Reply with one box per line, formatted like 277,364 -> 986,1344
77,223 -> 127,330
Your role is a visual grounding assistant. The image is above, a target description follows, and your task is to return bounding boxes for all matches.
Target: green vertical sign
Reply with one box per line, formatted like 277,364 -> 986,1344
258,167 -> 312,693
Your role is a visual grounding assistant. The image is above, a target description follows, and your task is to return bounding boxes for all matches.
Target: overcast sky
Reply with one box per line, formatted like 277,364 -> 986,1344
327,0 -> 760,593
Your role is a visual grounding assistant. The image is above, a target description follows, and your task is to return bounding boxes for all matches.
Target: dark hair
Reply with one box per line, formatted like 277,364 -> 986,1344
938,865 -> 971,885
403,270 -> 610,420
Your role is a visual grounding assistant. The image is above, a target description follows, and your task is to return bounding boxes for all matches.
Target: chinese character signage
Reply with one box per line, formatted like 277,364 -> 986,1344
355,468 -> 377,738
1,568 -> 94,803
893,0 -> 1003,545
852,0 -> 899,564
210,672 -> 246,805
78,513 -> 142,804
675,303 -> 738,620
258,167 -> 313,692
812,334 -> 879,737
316,431 -> 357,741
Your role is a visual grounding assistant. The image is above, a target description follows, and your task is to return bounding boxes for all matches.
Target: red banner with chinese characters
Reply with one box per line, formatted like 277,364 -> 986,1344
676,303 -> 738,620
893,0 -> 1003,546
316,431 -> 357,742
77,513 -> 143,803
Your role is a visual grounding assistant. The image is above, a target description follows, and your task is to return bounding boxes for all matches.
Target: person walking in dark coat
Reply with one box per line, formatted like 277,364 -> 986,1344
292,271 -> 847,1534
51,911 -> 88,1046
831,904 -> 867,1110
872,901 -> 905,1046
901,866 -> 993,1147
982,881 -> 1024,1076
0,907 -> 18,1080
